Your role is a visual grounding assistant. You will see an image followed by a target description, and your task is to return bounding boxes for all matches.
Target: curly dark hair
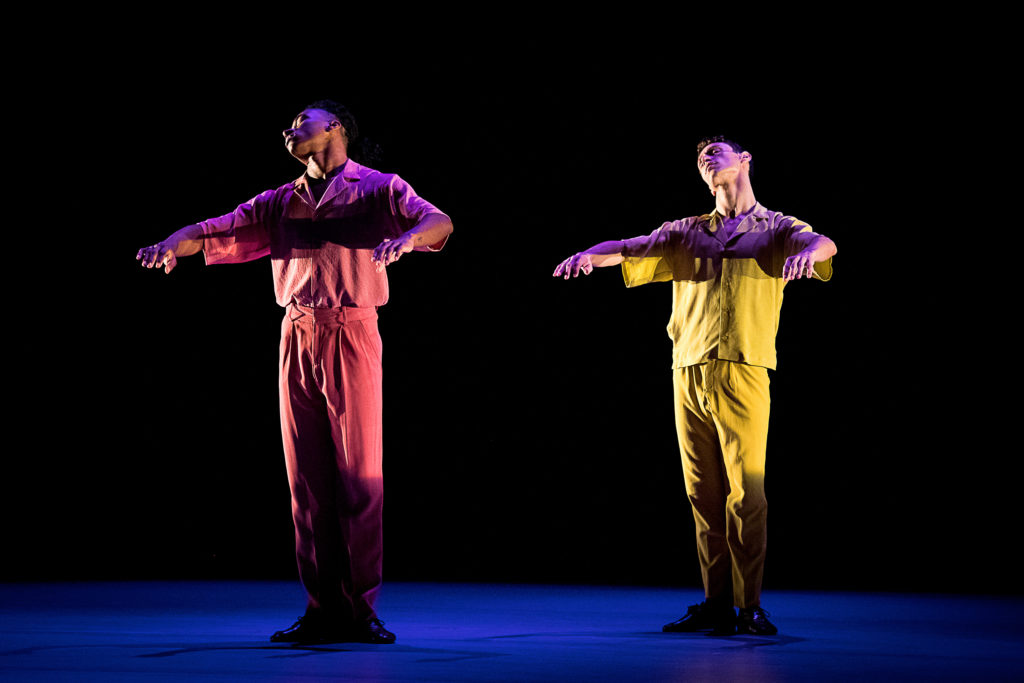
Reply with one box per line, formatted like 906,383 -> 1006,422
696,136 -> 746,158
305,99 -> 383,166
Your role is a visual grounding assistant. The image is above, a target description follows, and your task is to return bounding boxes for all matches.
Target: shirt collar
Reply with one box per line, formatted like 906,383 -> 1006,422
705,202 -> 769,233
292,158 -> 368,193
712,201 -> 768,221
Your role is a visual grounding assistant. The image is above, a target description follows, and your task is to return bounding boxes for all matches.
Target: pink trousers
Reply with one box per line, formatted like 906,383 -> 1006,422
279,302 -> 384,623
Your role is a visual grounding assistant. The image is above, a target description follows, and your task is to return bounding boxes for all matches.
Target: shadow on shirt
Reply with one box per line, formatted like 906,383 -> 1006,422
656,230 -> 788,283
272,194 -> 405,258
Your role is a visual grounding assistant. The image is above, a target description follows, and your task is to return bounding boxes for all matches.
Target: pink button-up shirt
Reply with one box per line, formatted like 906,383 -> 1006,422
201,159 -> 449,308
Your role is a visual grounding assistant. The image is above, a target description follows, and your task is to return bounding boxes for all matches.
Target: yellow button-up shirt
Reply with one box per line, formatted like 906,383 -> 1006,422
621,203 -> 832,370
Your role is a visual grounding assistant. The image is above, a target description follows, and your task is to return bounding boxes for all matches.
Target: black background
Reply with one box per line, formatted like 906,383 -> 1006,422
6,36 -> 1016,596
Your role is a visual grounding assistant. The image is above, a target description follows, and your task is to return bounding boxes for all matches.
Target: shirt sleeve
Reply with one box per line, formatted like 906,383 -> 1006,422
200,189 -> 277,265
388,175 -> 450,251
778,216 -> 833,281
620,220 -> 684,288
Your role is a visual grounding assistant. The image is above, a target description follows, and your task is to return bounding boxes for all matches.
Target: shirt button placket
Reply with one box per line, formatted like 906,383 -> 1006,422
309,206 -> 318,308
720,262 -> 730,344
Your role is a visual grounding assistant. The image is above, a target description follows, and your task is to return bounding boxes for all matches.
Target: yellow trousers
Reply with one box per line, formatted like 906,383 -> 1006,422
673,360 -> 770,609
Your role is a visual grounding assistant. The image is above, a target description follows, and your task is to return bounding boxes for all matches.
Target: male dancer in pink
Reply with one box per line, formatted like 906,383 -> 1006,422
554,136 -> 835,636
138,100 -> 452,644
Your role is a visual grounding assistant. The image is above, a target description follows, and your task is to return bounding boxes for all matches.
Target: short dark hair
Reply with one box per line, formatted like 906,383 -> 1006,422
304,99 -> 382,166
696,136 -> 746,158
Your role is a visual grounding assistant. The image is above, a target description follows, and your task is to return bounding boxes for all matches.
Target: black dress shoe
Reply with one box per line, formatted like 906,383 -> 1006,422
349,617 -> 396,644
663,601 -> 736,634
736,606 -> 778,635
269,615 -> 349,644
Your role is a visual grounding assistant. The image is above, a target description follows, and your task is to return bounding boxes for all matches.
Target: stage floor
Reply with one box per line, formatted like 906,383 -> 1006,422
1,581 -> 1021,681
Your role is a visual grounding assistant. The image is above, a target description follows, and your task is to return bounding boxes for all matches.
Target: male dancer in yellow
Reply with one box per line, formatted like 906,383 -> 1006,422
553,136 -> 836,636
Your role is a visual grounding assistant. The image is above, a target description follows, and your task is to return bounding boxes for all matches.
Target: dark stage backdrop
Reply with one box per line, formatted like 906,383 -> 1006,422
7,53 -> 1015,596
